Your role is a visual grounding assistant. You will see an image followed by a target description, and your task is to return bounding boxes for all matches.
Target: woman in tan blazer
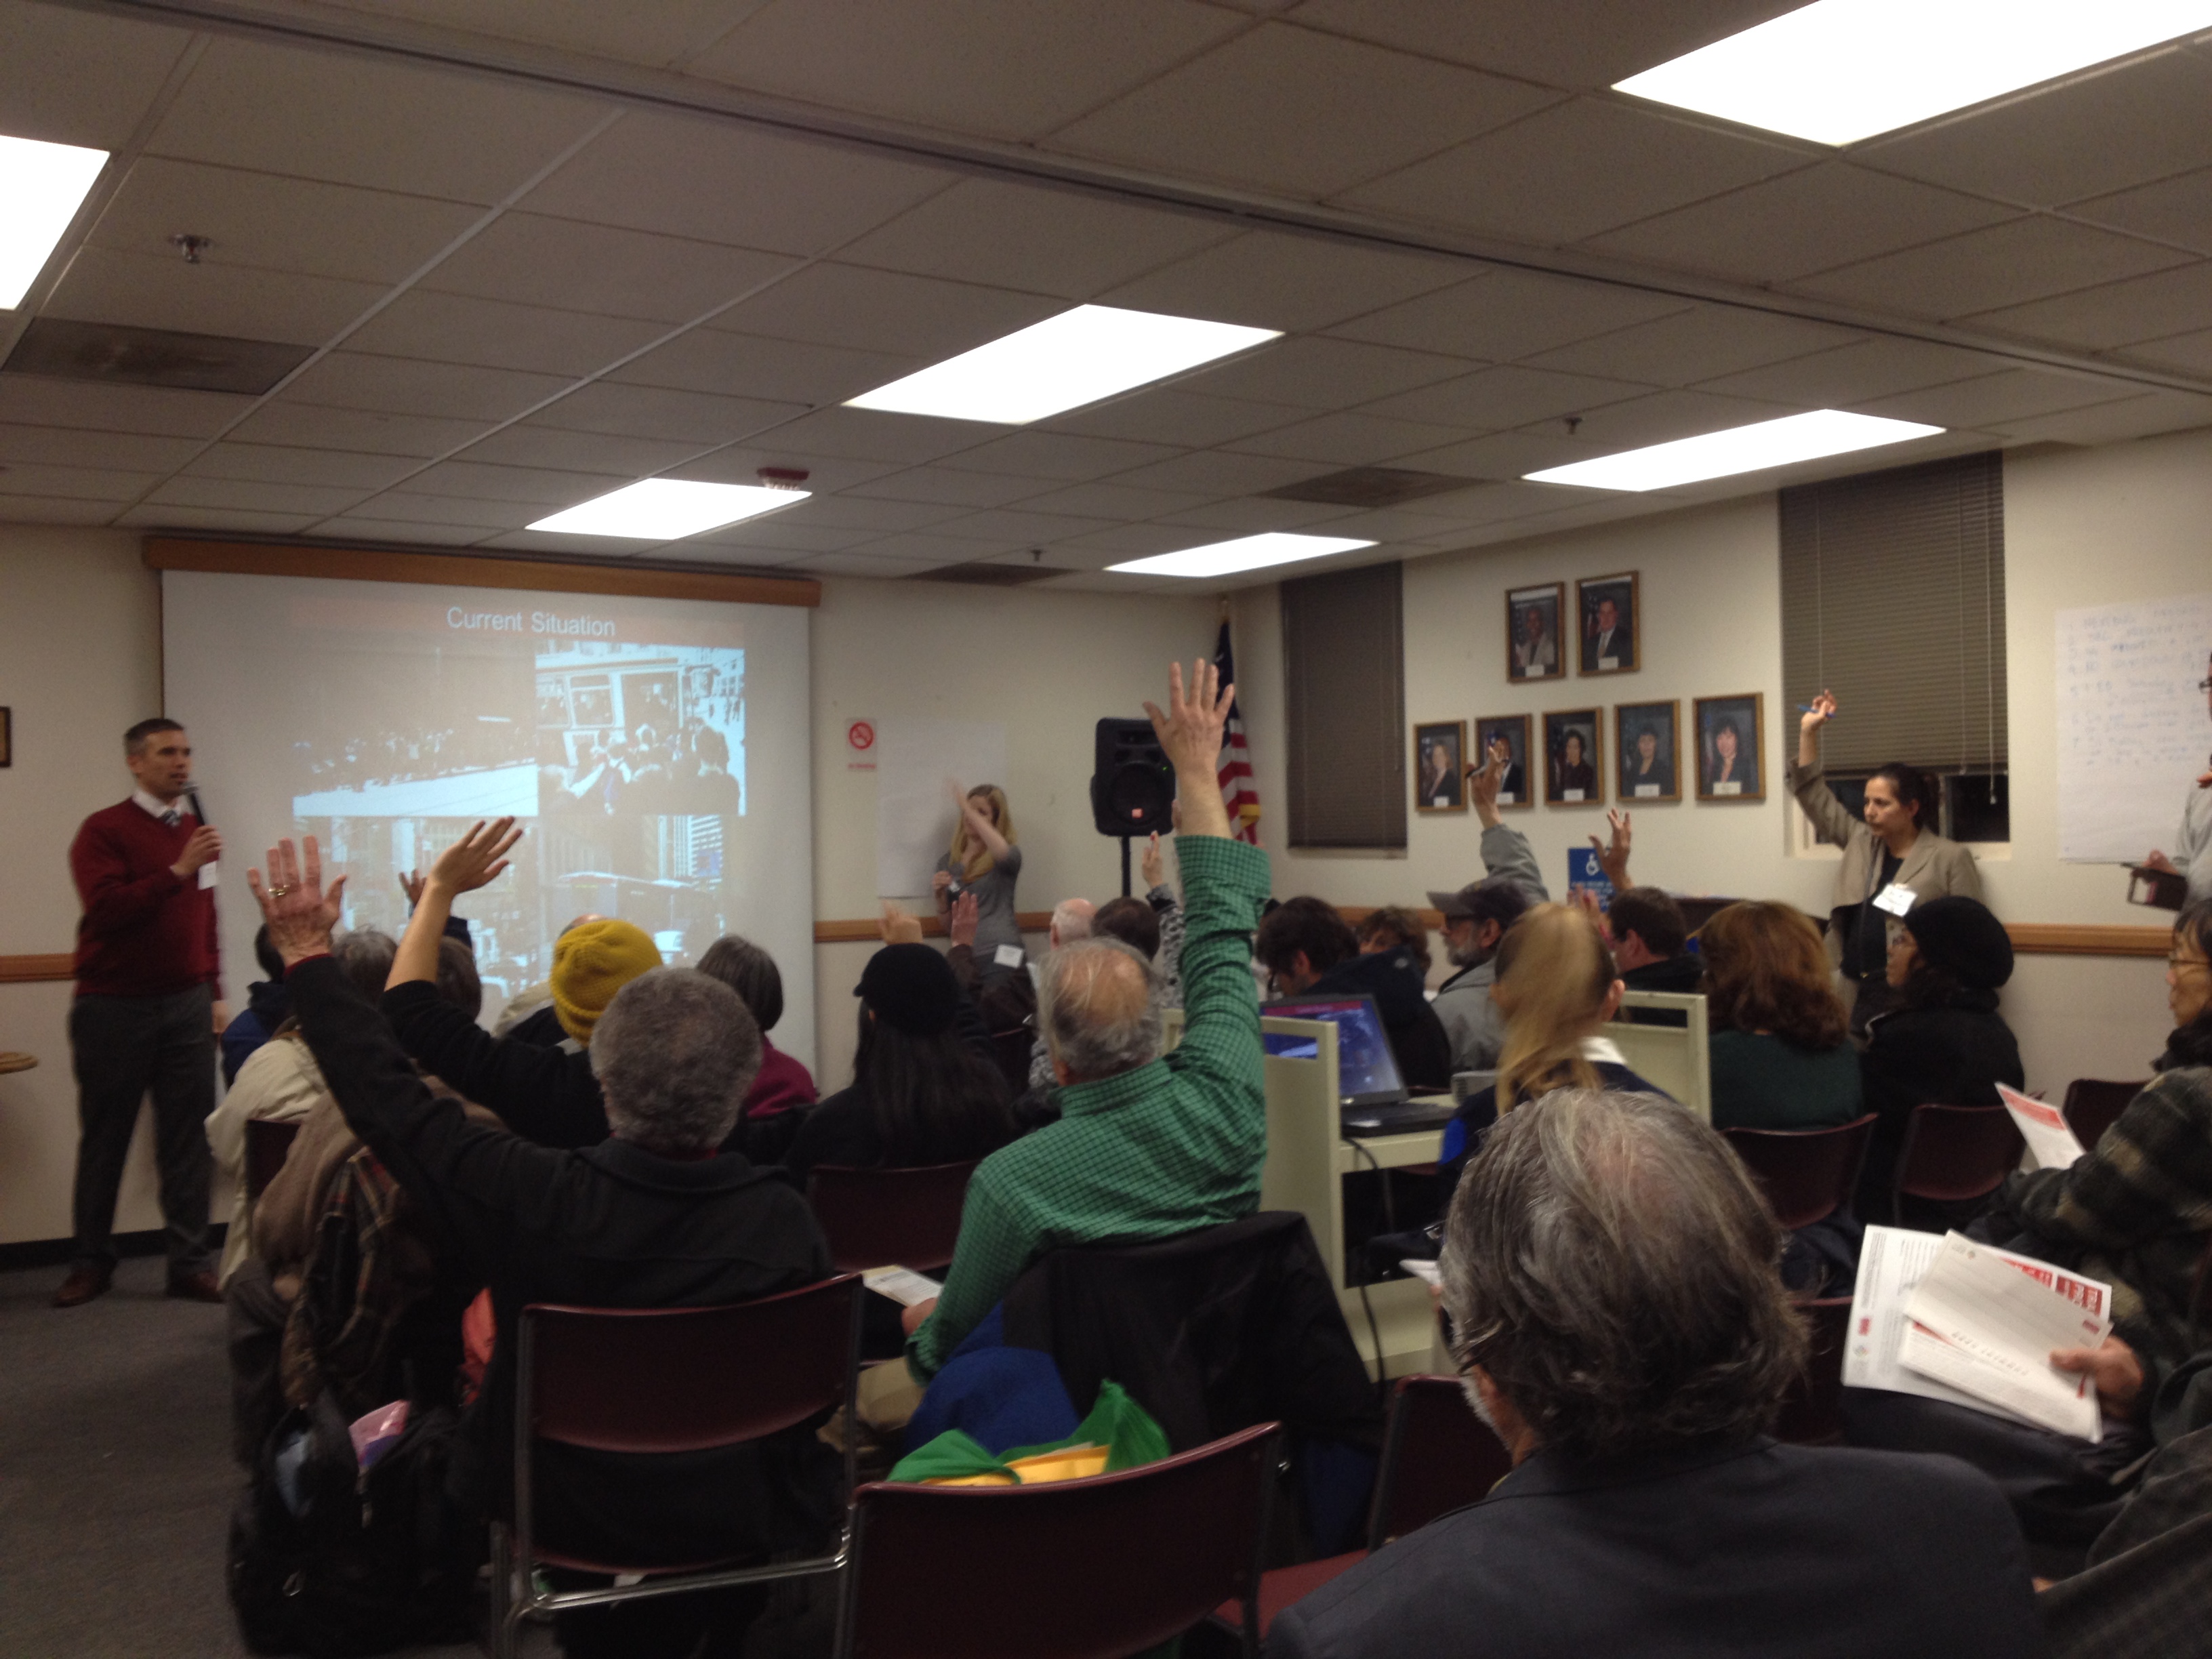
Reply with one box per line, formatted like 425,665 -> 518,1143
1792,691 -> 1983,1034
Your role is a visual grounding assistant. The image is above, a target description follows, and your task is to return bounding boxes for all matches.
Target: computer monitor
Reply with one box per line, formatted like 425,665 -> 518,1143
1260,993 -> 1407,1109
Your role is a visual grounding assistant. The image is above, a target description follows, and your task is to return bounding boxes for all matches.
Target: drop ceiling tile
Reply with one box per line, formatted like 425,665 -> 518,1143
0,424 -> 201,472
1180,336 -> 1468,409
930,430 -> 1181,481
679,518 -> 875,554
1150,496 -> 1368,533
0,3 -> 194,151
525,382 -> 803,445
1693,335 -> 2007,404
276,352 -> 571,422
520,111 -> 952,255
1058,522 -> 1209,557
930,508 -> 1118,544
711,264 -> 1061,361
0,461 -> 159,500
0,375 -> 253,436
116,503 -> 319,533
1525,304 -> 1860,386
1327,269 -> 1690,363
1103,449 -> 1325,496
687,0 -> 1246,144
1220,409 -> 1478,465
403,459 -> 626,505
844,468 -> 1046,508
226,401 -> 491,456
2120,328 -> 2212,377
141,475 -> 366,516
769,496 -> 972,533
0,495 -> 123,527
353,491 -> 545,531
2067,167 -> 2212,257
1292,504 -> 1492,541
1586,163 -> 2018,285
838,179 -> 1235,300
1965,261 -> 2212,352
1008,480 -> 1215,520
1858,49 -> 2212,209
1046,387 -> 1307,447
456,424 -> 708,475
146,35 -> 609,204
837,531 -> 1013,563
422,214 -> 798,324
1363,363 -> 1650,429
1393,428 -> 1621,480
346,291 -> 668,378
1101,230 -> 1465,333
660,447 -> 905,493
612,329 -> 921,406
783,551 -> 954,578
1790,218 -> 2192,321
1990,388 -> 2212,445
1856,369 -> 2139,429
1525,386 -> 1800,449
1048,22 -> 1558,199
43,247 -> 385,346
313,516 -> 487,547
315,0 -> 758,69
1341,97 -> 1806,247
181,442 -> 421,491
752,407 -> 993,466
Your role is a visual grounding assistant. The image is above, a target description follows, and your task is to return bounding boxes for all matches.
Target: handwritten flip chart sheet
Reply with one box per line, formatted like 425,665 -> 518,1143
2055,592 -> 2212,862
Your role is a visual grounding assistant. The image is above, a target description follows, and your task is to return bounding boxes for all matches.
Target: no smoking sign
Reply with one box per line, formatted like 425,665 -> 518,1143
846,719 -> 877,770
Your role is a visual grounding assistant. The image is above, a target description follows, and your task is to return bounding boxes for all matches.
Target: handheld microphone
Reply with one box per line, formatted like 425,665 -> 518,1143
186,789 -> 209,827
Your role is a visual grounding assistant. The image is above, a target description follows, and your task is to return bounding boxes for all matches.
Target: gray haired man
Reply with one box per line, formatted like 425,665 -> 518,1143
1427,753 -> 1548,1073
1268,1089 -> 2042,1659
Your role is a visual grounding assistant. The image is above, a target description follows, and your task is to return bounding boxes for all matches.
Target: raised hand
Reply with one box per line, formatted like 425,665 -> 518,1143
247,836 -> 349,966
1141,832 -> 1166,890
1591,808 -> 1633,888
428,817 -> 523,895
1143,660 -> 1235,841
880,901 -> 925,945
398,868 -> 427,907
1800,690 -> 1837,736
947,890 -> 980,949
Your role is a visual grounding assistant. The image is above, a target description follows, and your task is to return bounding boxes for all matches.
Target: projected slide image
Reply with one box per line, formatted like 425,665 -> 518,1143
539,644 -> 745,821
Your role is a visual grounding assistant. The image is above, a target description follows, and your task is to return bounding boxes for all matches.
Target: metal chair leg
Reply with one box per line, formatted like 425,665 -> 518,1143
488,1521 -> 520,1659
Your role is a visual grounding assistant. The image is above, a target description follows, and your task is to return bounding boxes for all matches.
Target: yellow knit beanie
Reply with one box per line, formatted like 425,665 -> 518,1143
551,920 -> 663,1044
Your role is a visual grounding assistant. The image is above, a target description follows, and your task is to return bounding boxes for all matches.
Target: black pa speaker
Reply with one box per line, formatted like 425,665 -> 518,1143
1090,718 -> 1173,837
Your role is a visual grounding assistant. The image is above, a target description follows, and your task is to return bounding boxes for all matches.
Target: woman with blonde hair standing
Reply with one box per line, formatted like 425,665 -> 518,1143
933,781 -> 1023,981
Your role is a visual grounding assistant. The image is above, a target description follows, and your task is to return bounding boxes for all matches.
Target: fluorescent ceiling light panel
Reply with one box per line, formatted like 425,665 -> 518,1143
1525,410 -> 1942,492
0,134 -> 108,309
1614,0 -> 2212,145
529,479 -> 809,539
846,304 -> 1279,424
1108,532 -> 1376,579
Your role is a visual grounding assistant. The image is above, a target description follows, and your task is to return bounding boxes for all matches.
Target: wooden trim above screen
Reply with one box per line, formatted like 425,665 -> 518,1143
144,537 -> 821,608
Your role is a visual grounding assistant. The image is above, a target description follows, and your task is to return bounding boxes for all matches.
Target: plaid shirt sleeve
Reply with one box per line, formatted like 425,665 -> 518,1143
2008,1071 -> 2212,1250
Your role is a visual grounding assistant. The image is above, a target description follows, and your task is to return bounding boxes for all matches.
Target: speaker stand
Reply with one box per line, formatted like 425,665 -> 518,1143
1120,836 -> 1132,899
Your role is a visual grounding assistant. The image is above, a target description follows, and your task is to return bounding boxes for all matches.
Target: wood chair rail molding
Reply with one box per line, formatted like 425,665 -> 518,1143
142,537 -> 821,608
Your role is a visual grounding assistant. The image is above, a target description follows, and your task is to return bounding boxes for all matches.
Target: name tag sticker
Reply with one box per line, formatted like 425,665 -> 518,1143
1715,781 -> 1742,796
1599,657 -> 1618,671
1563,788 -> 1585,802
1496,791 -> 1515,805
1635,784 -> 1660,798
199,862 -> 220,890
994,944 -> 1025,968
1873,883 -> 1917,918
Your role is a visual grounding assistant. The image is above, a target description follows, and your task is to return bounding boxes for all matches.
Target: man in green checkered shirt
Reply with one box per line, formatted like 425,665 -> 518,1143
902,658 -> 1270,1380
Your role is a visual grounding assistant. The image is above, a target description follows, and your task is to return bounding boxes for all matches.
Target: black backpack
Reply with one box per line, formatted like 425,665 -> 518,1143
227,1392 -> 481,1656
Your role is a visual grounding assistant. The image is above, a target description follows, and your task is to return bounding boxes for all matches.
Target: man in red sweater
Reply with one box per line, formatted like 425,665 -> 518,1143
56,718 -> 227,1308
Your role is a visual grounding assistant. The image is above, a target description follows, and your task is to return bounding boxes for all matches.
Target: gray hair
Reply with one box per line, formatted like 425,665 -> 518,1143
696,934 -> 783,1032
331,929 -> 398,1003
1441,1088 -> 1805,1460
590,968 -> 761,1155
1039,937 -> 1161,1083
1051,898 -> 1094,943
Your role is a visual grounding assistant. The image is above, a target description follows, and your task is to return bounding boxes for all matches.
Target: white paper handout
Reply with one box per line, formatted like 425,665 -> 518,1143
1900,1232 -> 2110,1440
1998,1084 -> 2089,1172
862,1267 -> 943,1307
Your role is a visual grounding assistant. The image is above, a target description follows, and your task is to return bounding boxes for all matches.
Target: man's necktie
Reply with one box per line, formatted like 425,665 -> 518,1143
161,811 -> 180,827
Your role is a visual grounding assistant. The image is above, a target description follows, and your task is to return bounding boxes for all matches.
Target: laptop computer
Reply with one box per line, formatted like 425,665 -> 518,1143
1261,993 -> 1459,1136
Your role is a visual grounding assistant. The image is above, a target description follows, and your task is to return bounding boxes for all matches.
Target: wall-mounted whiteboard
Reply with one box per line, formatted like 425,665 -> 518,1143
2056,592 -> 2212,862
874,717 -> 1007,900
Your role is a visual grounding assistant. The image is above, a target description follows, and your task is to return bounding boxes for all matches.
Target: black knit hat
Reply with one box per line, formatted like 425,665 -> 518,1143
855,943 -> 961,1036
1902,895 -> 2013,990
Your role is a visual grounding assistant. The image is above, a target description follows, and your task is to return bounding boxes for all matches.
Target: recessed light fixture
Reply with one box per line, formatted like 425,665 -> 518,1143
1614,0 -> 2212,146
1107,532 -> 1377,579
0,134 -> 108,308
1524,409 -> 1943,492
846,304 -> 1279,425
529,479 -> 811,539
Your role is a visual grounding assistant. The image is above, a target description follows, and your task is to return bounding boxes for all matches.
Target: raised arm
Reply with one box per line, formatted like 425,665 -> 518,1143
949,779 -> 1013,863
388,819 -> 520,989
1469,753 -> 1549,901
1789,691 -> 1860,849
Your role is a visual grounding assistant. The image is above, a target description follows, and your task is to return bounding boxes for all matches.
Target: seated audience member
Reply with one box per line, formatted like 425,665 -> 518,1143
697,934 -> 816,1165
1258,897 -> 1452,1092
489,910 -> 605,1043
1437,904 -> 1669,1204
1355,905 -> 1432,982
1092,894 -> 1162,962
893,661 -> 1270,1391
1139,827 -> 1187,1008
782,941 -> 1019,1185
1604,886 -> 1703,993
1699,901 -> 1863,1132
1856,894 -> 2024,1217
207,929 -> 396,1288
1265,1089 -> 2042,1659
1017,899 -> 1097,1090
220,926 -> 292,1085
383,821 -> 661,1149
1429,756 -> 1548,1073
249,843 -> 836,1659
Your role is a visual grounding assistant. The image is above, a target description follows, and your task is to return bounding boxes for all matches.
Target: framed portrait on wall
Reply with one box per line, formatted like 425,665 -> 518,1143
1694,694 -> 1765,800
1413,720 -> 1467,813
1506,582 -> 1565,682
1576,571 -> 1640,675
1614,700 -> 1680,802
1542,708 -> 1604,806
1473,714 -> 1532,808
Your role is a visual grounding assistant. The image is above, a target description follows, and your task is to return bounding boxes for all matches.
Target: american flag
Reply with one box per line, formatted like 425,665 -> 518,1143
1214,619 -> 1261,845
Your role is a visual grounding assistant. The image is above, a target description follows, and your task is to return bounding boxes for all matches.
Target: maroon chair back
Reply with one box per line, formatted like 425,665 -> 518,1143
1894,1103 -> 2025,1211
838,1422 -> 1280,1659
1369,1375 -> 1511,1546
2062,1078 -> 2146,1153
523,1274 -> 861,1452
808,1162 -> 979,1274
1774,1296 -> 1854,1445
1723,1115 -> 1878,1231
244,1116 -> 302,1204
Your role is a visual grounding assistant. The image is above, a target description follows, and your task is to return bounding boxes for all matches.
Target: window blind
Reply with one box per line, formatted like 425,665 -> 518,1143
1284,560 -> 1406,849
1780,451 -> 2007,775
